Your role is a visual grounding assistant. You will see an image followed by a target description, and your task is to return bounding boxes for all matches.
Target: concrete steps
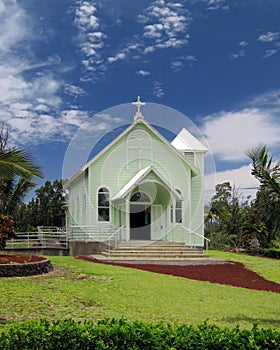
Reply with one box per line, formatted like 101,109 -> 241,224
92,241 -> 212,263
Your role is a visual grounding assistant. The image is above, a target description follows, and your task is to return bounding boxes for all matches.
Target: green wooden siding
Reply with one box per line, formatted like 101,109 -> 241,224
67,120 -> 205,245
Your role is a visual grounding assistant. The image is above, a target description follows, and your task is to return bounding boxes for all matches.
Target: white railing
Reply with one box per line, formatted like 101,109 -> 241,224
105,225 -> 125,253
176,224 -> 210,254
7,229 -> 68,249
67,225 -> 120,241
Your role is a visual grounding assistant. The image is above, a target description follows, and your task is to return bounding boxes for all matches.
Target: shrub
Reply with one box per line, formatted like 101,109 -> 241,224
0,214 -> 16,250
259,248 -> 280,259
0,319 -> 279,349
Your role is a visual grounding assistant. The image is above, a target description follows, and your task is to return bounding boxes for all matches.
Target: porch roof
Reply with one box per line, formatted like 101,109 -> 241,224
111,165 -> 183,202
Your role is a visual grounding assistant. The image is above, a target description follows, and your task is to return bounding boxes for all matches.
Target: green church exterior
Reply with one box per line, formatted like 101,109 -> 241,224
65,100 -> 207,248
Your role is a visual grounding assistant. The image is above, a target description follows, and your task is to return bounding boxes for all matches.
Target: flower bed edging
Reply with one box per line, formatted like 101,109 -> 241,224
0,258 -> 53,277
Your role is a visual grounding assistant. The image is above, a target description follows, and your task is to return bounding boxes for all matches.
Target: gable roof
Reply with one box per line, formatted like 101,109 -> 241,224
171,128 -> 208,152
66,117 -> 200,186
111,165 -> 183,202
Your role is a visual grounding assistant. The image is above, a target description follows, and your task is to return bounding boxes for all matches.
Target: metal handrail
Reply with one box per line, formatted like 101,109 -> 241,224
7,231 -> 68,249
67,224 -> 119,241
105,225 -> 125,253
176,224 -> 210,254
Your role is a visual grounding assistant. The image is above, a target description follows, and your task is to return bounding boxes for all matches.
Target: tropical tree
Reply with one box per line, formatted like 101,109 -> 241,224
0,124 -> 43,223
246,144 -> 280,200
0,124 -> 43,180
246,144 -> 280,246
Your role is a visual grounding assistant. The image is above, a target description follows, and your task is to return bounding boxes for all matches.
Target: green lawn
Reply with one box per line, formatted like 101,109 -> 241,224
0,254 -> 279,329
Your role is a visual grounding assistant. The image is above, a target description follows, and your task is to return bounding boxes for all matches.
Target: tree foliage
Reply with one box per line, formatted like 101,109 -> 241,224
205,145 -> 280,250
0,123 -> 43,180
13,179 -> 66,231
0,214 -> 16,250
0,124 -> 44,239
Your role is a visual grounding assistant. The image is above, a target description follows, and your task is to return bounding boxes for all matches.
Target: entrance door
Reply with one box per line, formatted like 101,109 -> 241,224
130,204 -> 151,240
151,205 -> 163,240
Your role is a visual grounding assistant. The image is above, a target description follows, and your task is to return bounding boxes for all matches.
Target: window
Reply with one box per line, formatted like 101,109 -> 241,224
170,189 -> 182,223
98,187 -> 110,222
175,200 -> 182,223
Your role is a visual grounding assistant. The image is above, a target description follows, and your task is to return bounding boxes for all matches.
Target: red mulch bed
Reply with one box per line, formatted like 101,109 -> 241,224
77,256 -> 280,294
0,253 -> 45,264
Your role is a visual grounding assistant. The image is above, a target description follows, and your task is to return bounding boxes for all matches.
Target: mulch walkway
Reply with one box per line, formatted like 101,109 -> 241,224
77,256 -> 280,294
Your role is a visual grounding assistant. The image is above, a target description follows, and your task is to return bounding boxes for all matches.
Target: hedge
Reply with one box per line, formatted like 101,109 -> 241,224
0,318 -> 279,349
259,248 -> 280,259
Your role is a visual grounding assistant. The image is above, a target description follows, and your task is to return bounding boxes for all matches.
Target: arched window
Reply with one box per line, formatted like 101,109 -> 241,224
98,187 -> 110,222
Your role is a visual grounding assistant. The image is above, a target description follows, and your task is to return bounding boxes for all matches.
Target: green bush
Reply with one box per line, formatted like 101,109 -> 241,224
259,248 -> 280,259
0,319 -> 279,350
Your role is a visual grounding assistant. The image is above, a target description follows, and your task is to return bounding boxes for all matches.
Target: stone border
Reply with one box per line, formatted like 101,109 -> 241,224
0,258 -> 53,277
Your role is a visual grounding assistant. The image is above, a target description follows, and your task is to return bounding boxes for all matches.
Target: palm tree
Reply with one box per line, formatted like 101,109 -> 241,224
0,149 -> 43,180
246,144 -> 280,199
0,124 -> 44,217
246,144 -> 280,246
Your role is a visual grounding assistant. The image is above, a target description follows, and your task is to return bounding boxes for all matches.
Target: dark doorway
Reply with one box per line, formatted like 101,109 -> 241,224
130,204 -> 151,240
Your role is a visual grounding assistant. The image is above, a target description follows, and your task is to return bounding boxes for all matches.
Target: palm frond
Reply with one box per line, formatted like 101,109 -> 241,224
0,149 -> 44,180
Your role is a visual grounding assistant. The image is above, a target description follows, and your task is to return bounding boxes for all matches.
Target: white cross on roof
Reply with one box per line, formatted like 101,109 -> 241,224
132,96 -> 146,119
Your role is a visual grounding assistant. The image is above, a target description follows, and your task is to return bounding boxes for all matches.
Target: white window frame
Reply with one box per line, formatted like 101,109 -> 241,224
97,187 -> 111,223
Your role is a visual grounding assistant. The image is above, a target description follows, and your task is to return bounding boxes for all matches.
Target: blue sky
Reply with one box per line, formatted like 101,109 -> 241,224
1,0 -> 280,202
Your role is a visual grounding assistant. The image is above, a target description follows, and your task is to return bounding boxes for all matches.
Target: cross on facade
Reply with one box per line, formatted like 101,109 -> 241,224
132,96 -> 146,117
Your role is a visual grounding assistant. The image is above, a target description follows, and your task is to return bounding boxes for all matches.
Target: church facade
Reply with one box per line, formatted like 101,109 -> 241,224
65,98 -> 207,247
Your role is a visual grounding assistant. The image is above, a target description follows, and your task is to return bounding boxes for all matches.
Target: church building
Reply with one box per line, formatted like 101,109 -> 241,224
65,97 -> 207,248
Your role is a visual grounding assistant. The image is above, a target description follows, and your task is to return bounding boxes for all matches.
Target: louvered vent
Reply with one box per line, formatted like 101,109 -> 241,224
183,151 -> 195,165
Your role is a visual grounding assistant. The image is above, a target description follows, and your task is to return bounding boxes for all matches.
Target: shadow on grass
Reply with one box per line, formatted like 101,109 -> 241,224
223,315 -> 280,328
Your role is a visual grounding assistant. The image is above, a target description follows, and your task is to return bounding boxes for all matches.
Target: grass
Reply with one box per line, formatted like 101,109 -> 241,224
0,253 -> 279,329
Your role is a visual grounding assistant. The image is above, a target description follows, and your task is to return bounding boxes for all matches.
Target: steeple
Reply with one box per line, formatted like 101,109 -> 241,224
132,96 -> 146,121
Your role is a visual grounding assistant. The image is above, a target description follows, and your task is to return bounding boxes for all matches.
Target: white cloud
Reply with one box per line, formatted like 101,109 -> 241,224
263,49 -> 277,58
171,55 -> 197,71
204,164 -> 260,203
138,0 -> 191,54
64,84 -> 86,97
239,40 -> 248,47
204,0 -> 229,11
0,1 -> 94,146
137,70 -> 151,76
0,0 -> 30,54
258,31 -> 280,43
74,2 -> 99,30
202,108 -> 280,162
229,50 -> 245,59
153,80 -> 164,98
73,1 -> 106,75
108,52 -> 126,63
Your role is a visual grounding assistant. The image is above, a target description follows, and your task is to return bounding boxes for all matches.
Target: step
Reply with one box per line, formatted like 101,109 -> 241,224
115,246 -> 201,251
102,250 -> 204,256
91,255 -> 217,265
117,241 -> 186,248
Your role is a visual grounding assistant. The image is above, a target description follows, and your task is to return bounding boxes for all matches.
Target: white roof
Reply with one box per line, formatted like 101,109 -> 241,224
111,165 -> 183,201
171,128 -> 208,152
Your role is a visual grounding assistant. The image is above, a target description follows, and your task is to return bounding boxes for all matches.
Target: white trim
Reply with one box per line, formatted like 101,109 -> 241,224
65,118 -> 200,187
96,186 -> 111,224
111,165 -> 183,202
